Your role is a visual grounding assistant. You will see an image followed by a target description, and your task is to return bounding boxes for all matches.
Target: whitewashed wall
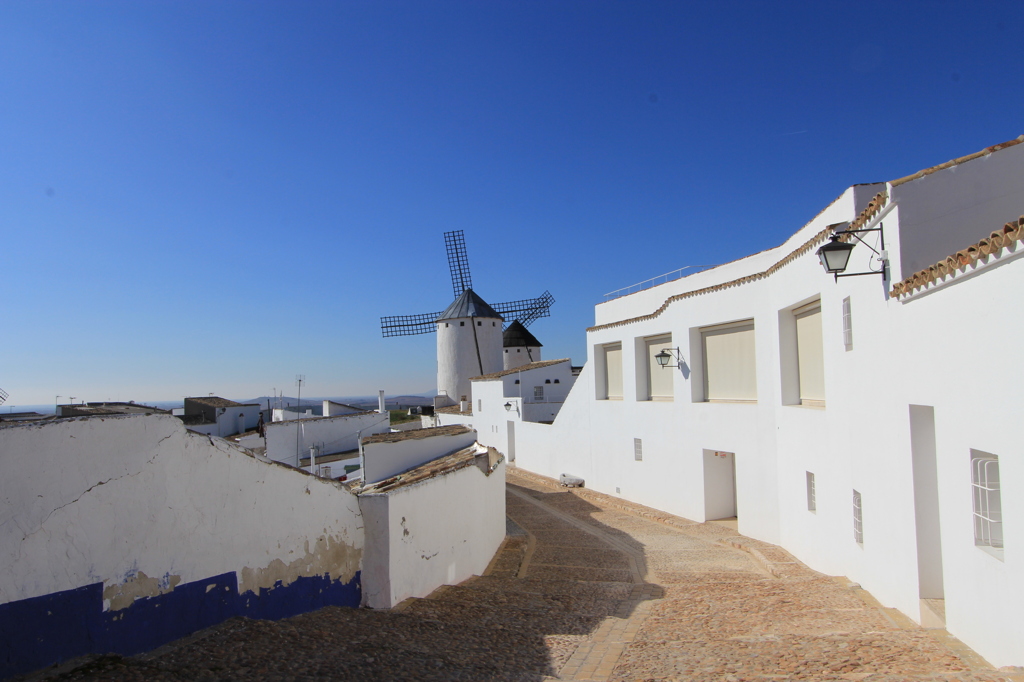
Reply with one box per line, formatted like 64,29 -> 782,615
507,158 -> 1024,668
359,455 -> 505,608
0,414 -> 364,677
265,412 -> 390,467
362,429 -> 477,485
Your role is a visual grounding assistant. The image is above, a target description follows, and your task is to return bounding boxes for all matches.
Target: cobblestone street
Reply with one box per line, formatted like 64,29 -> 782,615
30,469 -> 1022,682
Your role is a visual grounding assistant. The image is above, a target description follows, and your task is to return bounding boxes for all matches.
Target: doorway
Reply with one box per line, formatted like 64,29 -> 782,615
506,420 -> 516,462
703,449 -> 737,522
910,405 -> 945,626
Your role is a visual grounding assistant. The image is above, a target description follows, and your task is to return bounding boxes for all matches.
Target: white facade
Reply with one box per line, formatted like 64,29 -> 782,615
265,411 -> 391,467
482,138 -> 1024,668
436,315 -> 503,404
359,448 -> 505,608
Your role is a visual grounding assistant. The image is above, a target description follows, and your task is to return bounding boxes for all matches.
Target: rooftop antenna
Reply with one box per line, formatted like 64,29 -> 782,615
295,375 -> 305,467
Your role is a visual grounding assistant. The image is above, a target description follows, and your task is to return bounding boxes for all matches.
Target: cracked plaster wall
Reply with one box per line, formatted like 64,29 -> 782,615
358,456 -> 505,608
0,413 -> 363,611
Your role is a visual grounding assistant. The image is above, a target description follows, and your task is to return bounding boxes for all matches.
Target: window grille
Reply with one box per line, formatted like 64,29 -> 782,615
853,489 -> 863,544
634,438 -> 643,461
971,451 -> 1003,555
806,472 -> 816,512
842,297 -> 853,351
534,386 -> 544,401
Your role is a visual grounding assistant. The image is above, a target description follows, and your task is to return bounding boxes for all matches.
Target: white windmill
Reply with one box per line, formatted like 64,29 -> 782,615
380,231 -> 554,407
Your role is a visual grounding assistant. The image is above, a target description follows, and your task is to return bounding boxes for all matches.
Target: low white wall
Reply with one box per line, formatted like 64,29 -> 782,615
0,414 -> 364,677
362,429 -> 477,485
265,412 -> 390,467
359,455 -> 505,608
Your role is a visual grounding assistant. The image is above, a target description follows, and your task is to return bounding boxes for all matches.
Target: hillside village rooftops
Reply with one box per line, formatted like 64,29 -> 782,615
471,358 -> 570,381
361,424 -> 471,445
185,397 -> 259,408
59,402 -> 169,417
437,289 -> 503,321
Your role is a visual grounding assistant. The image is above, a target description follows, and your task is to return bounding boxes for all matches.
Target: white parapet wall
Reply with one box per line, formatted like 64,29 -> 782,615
0,414 -> 364,679
361,425 -> 477,485
265,411 -> 391,467
358,446 -> 506,609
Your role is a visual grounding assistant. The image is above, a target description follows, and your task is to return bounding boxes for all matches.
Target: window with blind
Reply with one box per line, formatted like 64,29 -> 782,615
644,334 -> 673,401
701,321 -> 757,401
603,343 -> 623,400
794,301 -> 825,405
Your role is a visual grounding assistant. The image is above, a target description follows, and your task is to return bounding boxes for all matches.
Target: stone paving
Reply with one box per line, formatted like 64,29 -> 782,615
27,468 -> 1023,682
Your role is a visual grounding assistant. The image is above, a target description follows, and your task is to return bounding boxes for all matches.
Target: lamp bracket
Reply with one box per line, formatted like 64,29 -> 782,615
656,347 -> 683,369
831,223 -> 888,281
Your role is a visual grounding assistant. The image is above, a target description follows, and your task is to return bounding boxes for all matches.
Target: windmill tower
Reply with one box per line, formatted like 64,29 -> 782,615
381,230 -> 554,407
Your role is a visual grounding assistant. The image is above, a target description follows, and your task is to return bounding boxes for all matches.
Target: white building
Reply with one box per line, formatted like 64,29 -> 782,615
180,396 -> 261,437
469,136 -> 1024,668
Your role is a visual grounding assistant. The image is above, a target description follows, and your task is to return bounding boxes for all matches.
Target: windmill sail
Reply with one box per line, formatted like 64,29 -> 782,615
444,230 -> 472,297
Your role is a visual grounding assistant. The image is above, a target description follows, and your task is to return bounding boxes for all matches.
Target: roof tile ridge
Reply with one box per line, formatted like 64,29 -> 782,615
890,215 -> 1024,297
890,136 -> 1024,187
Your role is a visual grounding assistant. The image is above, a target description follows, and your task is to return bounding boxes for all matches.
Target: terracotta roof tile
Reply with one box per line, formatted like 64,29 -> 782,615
435,405 -> 472,415
361,424 -> 472,444
890,215 -> 1024,297
890,136 -> 1024,186
357,445 -> 501,494
470,358 -> 570,381
587,192 -> 889,333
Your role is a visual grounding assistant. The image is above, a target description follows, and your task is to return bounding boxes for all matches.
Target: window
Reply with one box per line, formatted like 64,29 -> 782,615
460,321 -> 465,326
842,297 -> 853,351
634,438 -> 643,461
534,386 -> 544,401
794,302 -> 825,405
644,334 -> 674,401
477,321 -> 482,326
478,399 -> 482,412
806,472 -> 816,512
514,379 -> 519,384
602,343 -> 623,400
545,379 -> 551,384
971,451 -> 1003,557
701,321 -> 756,401
853,490 -> 863,544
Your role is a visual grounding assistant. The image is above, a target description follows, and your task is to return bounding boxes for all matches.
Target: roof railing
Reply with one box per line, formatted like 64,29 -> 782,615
603,265 -> 716,301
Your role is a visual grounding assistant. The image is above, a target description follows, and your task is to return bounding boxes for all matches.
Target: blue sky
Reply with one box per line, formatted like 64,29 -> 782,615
3,1 -> 1023,407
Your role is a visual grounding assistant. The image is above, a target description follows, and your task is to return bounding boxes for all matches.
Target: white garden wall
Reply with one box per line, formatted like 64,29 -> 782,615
359,453 -> 505,608
265,411 -> 390,467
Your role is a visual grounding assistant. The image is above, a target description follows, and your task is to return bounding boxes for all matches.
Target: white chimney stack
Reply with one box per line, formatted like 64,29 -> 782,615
378,390 -> 386,414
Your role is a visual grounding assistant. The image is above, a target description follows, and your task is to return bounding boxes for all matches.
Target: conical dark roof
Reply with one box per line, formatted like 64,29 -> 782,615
503,320 -> 542,347
437,289 -> 503,321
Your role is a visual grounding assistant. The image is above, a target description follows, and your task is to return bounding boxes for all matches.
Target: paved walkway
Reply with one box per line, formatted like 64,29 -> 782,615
32,469 -> 1021,681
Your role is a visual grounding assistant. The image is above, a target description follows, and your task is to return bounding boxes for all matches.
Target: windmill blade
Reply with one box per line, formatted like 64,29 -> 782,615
380,311 -> 442,337
444,230 -> 473,298
0,387 -> 8,406
492,290 -> 555,328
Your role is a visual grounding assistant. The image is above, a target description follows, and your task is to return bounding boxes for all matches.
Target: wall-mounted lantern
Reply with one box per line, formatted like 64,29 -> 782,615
816,223 -> 887,281
504,402 -> 513,412
655,348 -> 683,369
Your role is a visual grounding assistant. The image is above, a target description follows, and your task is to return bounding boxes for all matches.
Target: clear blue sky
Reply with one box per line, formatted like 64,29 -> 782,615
3,1 -> 1022,407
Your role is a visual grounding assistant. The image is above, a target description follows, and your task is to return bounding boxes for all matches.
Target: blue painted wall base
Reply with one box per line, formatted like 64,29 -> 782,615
0,571 -> 361,680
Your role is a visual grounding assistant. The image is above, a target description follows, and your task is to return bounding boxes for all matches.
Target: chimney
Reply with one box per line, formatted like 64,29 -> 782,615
378,389 -> 386,414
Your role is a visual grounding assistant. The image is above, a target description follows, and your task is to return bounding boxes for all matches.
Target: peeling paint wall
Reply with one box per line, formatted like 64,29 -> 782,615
0,414 -> 364,678
359,457 -> 505,609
